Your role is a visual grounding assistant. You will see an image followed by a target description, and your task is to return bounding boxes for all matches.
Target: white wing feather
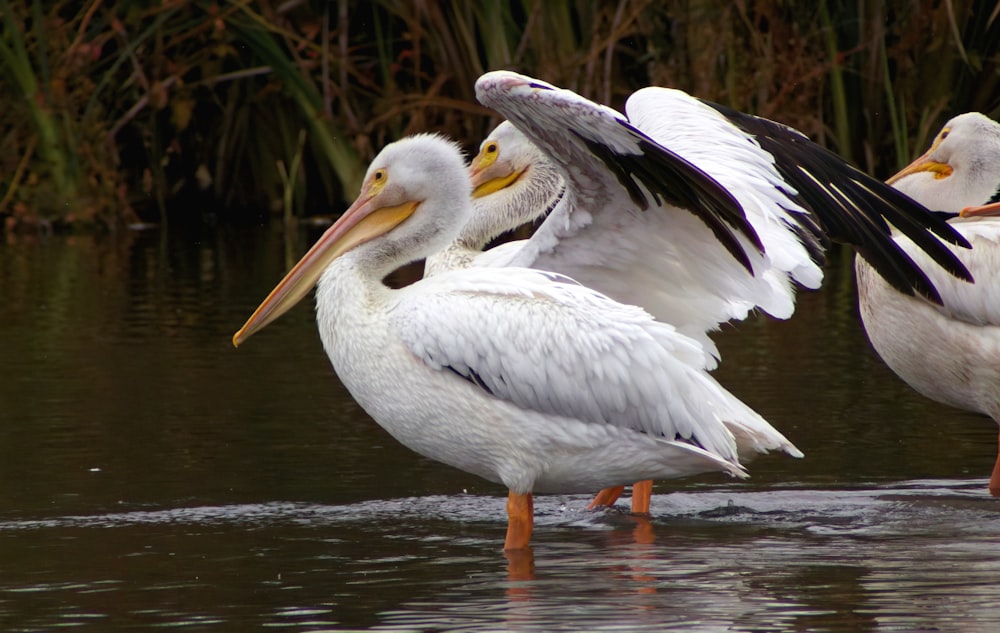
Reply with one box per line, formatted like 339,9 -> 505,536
626,87 -> 824,293
392,267 -> 775,465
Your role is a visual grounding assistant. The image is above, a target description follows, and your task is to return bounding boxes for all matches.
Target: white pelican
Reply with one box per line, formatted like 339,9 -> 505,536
428,71 -> 974,510
855,112 -> 1000,494
233,134 -> 800,551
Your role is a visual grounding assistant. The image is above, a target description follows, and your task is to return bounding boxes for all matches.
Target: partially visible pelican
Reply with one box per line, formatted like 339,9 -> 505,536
233,134 -> 796,551
855,112 -> 1000,494
428,71 -> 974,511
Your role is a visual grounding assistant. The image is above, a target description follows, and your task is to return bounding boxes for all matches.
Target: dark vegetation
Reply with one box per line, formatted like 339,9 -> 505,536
1,0 -> 998,233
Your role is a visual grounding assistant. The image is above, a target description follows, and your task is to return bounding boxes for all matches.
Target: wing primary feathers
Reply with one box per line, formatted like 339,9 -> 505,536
930,210 -> 961,221
573,130 -> 651,211
784,214 -> 828,266
701,100 -> 974,303
852,179 -> 974,281
571,128 -> 764,274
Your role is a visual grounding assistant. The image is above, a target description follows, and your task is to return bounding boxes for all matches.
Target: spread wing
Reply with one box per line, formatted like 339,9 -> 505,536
475,71 -> 798,356
625,87 -> 827,291
473,70 -> 973,360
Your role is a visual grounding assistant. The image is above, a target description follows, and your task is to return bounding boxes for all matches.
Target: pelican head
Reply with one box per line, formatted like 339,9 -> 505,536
423,122 -> 565,275
233,134 -> 471,345
888,113 -> 1000,214
467,121 -> 564,244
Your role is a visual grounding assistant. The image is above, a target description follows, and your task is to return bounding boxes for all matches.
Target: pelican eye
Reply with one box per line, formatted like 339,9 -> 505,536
940,129 -> 950,140
486,142 -> 498,154
368,168 -> 389,194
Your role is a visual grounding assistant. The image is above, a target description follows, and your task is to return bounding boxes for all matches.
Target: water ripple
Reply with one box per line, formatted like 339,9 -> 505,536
1,478 -> 995,537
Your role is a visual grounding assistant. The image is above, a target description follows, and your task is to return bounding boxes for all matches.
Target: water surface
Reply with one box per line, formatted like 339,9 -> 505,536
1,226 -> 997,631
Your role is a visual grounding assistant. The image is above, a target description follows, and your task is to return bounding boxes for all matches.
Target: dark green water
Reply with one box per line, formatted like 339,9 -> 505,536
2,225 -> 998,632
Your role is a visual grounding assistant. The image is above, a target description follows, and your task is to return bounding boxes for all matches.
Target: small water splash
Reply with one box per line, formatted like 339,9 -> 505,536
2,478 -> 996,539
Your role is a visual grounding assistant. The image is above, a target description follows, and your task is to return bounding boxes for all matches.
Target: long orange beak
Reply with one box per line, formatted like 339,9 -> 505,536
232,187 -> 419,347
887,135 -> 953,185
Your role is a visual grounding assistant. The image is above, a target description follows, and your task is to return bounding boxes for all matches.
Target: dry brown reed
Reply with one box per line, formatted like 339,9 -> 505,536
0,0 -> 996,230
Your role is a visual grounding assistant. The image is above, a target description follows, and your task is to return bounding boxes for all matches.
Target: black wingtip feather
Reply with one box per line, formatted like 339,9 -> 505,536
571,127 -> 765,274
701,100 -> 974,303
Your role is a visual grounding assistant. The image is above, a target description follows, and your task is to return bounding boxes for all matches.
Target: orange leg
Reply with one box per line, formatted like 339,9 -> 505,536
505,491 -> 534,550
990,432 -> 1000,497
588,485 -> 625,509
631,480 -> 653,514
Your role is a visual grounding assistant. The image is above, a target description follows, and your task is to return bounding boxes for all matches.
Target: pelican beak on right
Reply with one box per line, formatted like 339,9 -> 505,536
887,133 -> 953,185
960,201 -> 1000,218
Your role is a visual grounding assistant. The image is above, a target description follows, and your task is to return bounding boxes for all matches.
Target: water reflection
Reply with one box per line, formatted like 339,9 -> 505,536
2,228 -> 1000,631
3,482 -> 999,630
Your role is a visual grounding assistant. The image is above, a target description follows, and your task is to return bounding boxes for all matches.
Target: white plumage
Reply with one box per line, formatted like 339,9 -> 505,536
233,133 -> 796,550
855,112 -> 1000,494
443,75 -> 800,363
427,70 -> 972,511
